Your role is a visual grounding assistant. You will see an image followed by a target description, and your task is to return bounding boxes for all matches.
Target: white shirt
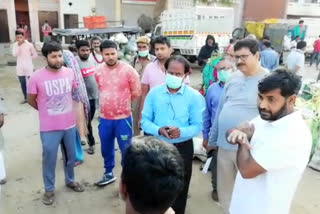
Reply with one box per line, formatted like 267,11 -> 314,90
89,52 -> 103,68
286,49 -> 305,76
230,111 -> 312,214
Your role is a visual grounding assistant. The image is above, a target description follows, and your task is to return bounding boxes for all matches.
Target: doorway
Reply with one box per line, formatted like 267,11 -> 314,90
38,11 -> 59,42
64,14 -> 79,44
0,10 -> 10,43
15,0 -> 31,41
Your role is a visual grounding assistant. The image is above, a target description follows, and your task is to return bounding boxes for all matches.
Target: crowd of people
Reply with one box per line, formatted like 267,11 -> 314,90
0,26 -> 314,214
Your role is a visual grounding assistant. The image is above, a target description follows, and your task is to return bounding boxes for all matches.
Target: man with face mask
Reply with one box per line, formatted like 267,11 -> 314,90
131,36 -> 155,136
75,40 -> 99,154
139,37 -> 190,133
27,41 -> 84,205
286,41 -> 306,76
94,40 -> 141,187
141,55 -> 205,214
227,69 -> 311,214
202,58 -> 236,201
208,39 -> 268,214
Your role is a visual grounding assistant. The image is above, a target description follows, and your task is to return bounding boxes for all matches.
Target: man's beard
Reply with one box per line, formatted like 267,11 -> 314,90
106,60 -> 117,67
47,61 -> 62,70
259,103 -> 288,121
79,55 -> 89,61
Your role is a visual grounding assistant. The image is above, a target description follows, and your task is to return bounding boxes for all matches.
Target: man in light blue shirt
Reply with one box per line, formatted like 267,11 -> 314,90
260,41 -> 279,71
141,55 -> 205,214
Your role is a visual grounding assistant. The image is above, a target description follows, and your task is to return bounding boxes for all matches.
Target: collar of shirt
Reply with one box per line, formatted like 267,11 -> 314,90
161,84 -> 186,95
266,110 -> 301,128
296,49 -> 304,55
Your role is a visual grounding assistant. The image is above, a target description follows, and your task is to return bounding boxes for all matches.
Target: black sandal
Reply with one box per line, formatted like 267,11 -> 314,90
66,182 -> 84,192
42,192 -> 55,205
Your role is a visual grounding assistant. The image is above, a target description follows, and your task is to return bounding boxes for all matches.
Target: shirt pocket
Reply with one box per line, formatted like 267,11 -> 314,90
173,104 -> 189,124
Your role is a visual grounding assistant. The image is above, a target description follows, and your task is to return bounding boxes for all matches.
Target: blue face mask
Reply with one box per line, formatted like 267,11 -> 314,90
166,74 -> 184,89
218,69 -> 233,83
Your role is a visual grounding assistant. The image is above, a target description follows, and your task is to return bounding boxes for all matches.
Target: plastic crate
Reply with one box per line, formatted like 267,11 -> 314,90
83,16 -> 107,29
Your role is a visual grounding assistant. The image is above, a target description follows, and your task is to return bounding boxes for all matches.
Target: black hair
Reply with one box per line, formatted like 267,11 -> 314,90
295,35 -> 300,39
100,40 -> 117,52
151,36 -> 171,49
234,39 -> 260,55
41,41 -> 62,57
15,30 -> 24,36
299,20 -> 304,24
297,41 -> 307,50
90,36 -> 102,45
262,41 -> 272,48
263,35 -> 270,40
229,38 -> 234,44
121,137 -> 184,214
68,45 -> 77,53
206,35 -> 216,45
165,55 -> 191,74
258,68 -> 302,97
75,40 -> 90,50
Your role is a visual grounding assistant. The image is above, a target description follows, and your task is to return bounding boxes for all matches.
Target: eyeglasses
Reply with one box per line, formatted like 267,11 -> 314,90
234,54 -> 252,61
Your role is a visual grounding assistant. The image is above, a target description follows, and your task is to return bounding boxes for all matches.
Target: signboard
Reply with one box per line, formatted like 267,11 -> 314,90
122,0 -> 156,4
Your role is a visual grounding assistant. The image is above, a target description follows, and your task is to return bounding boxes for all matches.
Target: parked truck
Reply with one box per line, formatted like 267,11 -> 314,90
153,6 -> 234,62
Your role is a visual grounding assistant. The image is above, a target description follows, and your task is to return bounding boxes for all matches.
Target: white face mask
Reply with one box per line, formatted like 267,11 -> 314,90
138,50 -> 149,57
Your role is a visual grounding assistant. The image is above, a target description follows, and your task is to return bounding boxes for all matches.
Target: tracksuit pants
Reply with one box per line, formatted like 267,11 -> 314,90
98,116 -> 133,174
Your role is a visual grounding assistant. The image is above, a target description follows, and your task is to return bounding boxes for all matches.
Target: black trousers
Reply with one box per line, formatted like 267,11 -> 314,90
172,139 -> 194,214
87,99 -> 96,147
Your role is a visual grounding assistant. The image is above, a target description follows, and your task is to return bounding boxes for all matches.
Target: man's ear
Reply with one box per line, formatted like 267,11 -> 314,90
169,47 -> 174,55
255,52 -> 260,60
288,94 -> 297,105
119,179 -> 128,201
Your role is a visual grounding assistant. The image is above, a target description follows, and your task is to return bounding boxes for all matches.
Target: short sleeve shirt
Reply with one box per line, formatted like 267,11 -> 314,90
27,67 -> 76,131
287,49 -> 305,76
230,111 -> 312,214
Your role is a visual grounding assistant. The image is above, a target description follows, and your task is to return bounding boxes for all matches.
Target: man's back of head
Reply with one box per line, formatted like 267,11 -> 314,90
120,136 -> 184,214
297,41 -> 307,51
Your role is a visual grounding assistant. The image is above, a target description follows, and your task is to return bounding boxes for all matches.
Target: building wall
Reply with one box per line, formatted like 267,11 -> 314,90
59,0 -> 95,28
95,0 -> 154,26
121,3 -> 154,26
243,0 -> 288,21
287,1 -> 320,17
96,0 -> 116,25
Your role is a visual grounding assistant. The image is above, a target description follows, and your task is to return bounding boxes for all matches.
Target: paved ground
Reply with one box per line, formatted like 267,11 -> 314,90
0,56 -> 319,214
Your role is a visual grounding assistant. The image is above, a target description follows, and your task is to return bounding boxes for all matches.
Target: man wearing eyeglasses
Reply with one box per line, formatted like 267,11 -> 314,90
141,55 -> 205,214
208,39 -> 268,214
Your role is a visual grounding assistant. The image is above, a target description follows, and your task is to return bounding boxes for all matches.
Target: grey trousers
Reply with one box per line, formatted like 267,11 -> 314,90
217,148 -> 238,214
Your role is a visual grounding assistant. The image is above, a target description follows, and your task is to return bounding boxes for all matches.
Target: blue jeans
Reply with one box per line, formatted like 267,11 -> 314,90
40,127 -> 76,192
310,51 -> 320,67
98,116 -> 132,174
18,76 -> 27,100
75,130 -> 83,162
